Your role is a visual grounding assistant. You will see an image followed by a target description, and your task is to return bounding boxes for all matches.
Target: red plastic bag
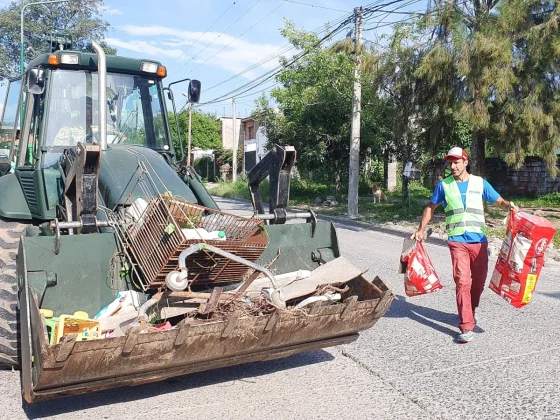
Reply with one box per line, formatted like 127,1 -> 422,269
489,211 -> 557,308
401,240 -> 443,297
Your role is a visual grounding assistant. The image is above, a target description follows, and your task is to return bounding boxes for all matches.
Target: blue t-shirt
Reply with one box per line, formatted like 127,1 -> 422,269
430,177 -> 500,243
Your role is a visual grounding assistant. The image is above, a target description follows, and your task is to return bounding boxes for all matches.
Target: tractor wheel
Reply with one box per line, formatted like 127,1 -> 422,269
0,219 -> 27,369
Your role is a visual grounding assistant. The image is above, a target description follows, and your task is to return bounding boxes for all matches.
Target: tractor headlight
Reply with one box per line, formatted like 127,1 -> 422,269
60,54 -> 79,65
141,62 -> 158,73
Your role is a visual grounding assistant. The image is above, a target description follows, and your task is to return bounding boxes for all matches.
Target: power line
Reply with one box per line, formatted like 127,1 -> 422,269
280,0 -> 350,13
197,16 -> 356,104
180,0 -> 414,111
363,0 -> 470,31
186,0 -> 385,99
169,0 -> 263,80
166,1 -> 236,72
200,11 -> 351,95
186,3 -> 284,78
198,0 -> 413,105
365,0 -> 425,33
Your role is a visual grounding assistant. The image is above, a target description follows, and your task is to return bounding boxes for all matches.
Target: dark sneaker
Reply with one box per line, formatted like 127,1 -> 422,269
457,330 -> 474,343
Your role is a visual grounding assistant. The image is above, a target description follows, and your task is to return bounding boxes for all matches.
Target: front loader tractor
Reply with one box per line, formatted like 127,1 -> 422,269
0,41 -> 394,403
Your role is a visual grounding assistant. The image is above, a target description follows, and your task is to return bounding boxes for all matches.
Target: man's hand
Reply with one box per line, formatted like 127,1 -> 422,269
495,197 -> 518,213
413,203 -> 438,242
509,201 -> 519,213
411,229 -> 425,242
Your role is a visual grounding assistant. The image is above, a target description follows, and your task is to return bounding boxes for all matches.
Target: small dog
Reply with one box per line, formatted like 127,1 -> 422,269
371,183 -> 388,203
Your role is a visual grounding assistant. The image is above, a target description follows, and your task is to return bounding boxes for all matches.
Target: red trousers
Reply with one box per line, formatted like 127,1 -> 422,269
448,241 -> 489,332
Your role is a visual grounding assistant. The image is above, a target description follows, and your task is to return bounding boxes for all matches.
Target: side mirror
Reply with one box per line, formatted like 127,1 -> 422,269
27,68 -> 45,95
167,90 -> 173,101
188,80 -> 201,103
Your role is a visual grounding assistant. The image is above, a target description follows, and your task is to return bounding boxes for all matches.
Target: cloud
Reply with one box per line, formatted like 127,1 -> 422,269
113,25 -> 286,79
101,6 -> 123,15
106,38 -> 185,59
120,25 -> 240,48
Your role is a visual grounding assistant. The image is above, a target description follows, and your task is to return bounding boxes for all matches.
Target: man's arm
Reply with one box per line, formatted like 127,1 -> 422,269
483,180 -> 518,212
412,203 -> 439,241
494,196 -> 518,212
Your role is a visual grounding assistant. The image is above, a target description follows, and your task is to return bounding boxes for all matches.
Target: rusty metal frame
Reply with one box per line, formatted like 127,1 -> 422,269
109,156 -> 268,290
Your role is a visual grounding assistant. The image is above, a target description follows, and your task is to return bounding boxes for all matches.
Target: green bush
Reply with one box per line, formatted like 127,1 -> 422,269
208,178 -> 335,205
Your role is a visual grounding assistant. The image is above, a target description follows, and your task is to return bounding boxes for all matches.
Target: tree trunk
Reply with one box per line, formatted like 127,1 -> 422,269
470,131 -> 486,177
402,136 -> 410,202
333,162 -> 342,201
383,149 -> 389,189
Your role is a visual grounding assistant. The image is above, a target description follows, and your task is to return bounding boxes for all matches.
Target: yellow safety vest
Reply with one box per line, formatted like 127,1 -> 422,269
442,175 -> 486,236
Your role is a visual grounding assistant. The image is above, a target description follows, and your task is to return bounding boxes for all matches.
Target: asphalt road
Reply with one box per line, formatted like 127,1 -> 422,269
2,197 -> 559,419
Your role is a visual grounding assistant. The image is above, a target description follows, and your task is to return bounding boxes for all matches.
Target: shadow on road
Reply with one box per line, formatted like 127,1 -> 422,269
23,350 -> 334,419
384,295 -> 459,337
541,291 -> 560,300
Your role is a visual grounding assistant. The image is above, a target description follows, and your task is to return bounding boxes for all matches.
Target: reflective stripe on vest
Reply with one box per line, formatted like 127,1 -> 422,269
442,175 -> 486,236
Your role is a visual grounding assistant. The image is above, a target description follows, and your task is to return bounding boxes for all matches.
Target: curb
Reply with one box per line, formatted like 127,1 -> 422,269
210,195 -> 449,247
315,214 -> 449,247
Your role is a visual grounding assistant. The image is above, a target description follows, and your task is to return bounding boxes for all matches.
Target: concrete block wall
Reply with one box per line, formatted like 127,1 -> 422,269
425,157 -> 560,197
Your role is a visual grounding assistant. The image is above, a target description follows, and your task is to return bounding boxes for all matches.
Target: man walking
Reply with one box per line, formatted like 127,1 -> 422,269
412,147 -> 517,343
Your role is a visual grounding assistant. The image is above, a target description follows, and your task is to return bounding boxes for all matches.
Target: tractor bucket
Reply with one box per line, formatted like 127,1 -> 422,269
18,222 -> 394,403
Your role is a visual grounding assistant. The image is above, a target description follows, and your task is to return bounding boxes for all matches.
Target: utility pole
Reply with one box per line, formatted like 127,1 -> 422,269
187,102 -> 193,166
347,6 -> 363,218
232,96 -> 238,181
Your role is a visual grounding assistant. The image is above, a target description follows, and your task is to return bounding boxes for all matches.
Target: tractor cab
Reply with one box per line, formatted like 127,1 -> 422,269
0,45 -> 201,221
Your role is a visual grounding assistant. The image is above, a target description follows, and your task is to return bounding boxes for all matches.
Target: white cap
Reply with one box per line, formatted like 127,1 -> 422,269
444,147 -> 468,161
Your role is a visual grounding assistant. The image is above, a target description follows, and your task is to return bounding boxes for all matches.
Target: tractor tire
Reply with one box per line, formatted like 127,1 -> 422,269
0,219 -> 27,370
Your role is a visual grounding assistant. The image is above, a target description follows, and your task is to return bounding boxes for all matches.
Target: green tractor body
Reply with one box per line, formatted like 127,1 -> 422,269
0,44 -> 393,403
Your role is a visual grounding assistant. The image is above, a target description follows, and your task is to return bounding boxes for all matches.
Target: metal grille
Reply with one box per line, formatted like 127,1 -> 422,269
109,155 -> 267,291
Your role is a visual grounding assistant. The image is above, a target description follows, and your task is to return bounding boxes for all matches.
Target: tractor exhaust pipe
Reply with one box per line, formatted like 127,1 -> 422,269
91,41 -> 107,150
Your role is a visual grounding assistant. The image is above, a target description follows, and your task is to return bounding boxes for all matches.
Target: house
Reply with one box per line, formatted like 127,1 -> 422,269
217,116 -> 269,172
217,116 -> 242,150
241,117 -> 268,172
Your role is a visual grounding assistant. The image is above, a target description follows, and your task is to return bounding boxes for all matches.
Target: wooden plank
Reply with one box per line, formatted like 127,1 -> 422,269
264,310 -> 279,332
122,326 -> 143,355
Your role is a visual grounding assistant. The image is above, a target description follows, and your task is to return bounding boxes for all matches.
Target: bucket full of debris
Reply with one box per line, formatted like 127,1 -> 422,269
22,255 -> 393,402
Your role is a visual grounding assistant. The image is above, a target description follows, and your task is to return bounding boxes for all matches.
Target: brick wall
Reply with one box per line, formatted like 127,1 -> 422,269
425,157 -> 560,197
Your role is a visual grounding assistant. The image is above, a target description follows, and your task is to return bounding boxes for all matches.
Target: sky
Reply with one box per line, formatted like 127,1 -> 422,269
1,0 -> 430,118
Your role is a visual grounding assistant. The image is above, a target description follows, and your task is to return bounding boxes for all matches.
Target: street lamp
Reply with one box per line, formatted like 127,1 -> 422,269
20,0 -> 71,75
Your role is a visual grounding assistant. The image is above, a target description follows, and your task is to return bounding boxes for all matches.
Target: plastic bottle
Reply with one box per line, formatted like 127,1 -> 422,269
126,197 -> 148,222
181,228 -> 227,241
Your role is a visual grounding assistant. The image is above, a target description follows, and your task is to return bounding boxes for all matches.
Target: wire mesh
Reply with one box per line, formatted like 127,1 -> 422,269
110,160 -> 267,291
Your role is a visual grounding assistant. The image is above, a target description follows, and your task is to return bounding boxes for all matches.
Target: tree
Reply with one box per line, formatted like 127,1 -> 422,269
0,0 -> 116,77
254,22 -> 392,199
416,0 -> 560,176
374,23 -> 426,200
168,109 -> 222,159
